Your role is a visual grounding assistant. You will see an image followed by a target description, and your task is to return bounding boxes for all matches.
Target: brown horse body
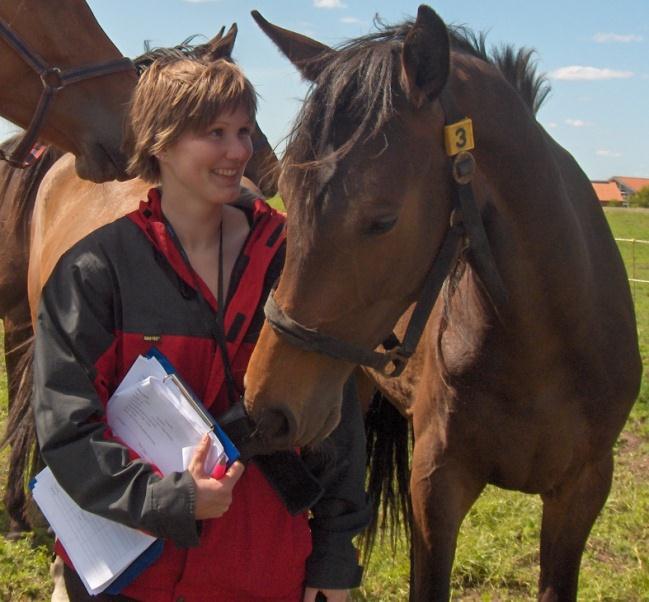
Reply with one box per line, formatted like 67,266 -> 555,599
244,7 -> 641,601
0,0 -> 136,182
3,27 -> 278,532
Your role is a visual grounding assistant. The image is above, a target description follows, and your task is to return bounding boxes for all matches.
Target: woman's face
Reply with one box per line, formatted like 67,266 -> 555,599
158,105 -> 254,207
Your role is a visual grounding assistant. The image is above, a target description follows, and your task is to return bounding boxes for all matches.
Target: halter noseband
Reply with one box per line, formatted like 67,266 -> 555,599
264,89 -> 508,378
0,16 -> 134,168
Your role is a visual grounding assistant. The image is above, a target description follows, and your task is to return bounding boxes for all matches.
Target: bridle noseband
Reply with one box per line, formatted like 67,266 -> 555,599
0,16 -> 134,168
264,88 -> 509,378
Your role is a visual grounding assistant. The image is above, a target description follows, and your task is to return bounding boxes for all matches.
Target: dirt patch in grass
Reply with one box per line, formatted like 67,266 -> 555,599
617,429 -> 649,477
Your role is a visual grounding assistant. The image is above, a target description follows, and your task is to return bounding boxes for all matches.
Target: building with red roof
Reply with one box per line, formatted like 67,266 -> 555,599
592,180 -> 624,206
611,176 -> 649,202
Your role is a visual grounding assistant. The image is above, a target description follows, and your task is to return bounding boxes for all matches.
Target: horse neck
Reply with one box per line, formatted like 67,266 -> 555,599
448,61 -> 592,323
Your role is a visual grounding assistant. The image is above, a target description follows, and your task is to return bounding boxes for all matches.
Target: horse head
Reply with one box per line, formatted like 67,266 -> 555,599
0,0 -> 138,182
245,6 -> 456,449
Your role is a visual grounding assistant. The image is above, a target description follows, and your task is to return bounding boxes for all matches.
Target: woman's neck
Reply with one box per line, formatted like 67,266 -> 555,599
160,189 -> 223,253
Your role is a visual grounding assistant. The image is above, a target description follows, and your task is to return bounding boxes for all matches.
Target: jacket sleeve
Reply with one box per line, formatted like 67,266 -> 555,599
302,376 -> 372,590
32,244 -> 200,548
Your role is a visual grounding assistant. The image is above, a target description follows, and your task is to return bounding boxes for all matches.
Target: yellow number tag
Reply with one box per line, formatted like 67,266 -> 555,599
444,118 -> 475,156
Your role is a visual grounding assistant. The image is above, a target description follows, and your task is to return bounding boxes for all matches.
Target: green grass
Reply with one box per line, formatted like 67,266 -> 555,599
0,334 -> 53,600
1,207 -> 649,601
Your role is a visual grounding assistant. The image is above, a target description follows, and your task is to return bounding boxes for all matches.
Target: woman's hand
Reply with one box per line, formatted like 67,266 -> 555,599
303,588 -> 350,602
188,434 -> 245,520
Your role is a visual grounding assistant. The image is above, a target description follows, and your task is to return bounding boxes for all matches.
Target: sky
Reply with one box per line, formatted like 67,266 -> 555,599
2,0 -> 648,181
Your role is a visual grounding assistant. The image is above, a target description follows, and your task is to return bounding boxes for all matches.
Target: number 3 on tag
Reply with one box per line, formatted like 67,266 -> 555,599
444,118 -> 475,156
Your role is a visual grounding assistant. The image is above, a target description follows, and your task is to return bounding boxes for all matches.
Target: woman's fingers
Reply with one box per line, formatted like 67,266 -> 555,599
188,434 -> 211,477
223,460 -> 245,484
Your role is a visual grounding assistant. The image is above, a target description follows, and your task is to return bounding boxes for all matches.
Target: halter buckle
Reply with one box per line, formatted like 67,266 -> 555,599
452,151 -> 476,185
40,67 -> 65,92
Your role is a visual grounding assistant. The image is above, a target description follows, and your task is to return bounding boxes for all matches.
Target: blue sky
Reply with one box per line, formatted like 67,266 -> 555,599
2,1 -> 647,180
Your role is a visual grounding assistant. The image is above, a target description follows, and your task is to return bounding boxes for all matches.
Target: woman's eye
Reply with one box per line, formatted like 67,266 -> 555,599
210,128 -> 224,138
366,216 -> 398,235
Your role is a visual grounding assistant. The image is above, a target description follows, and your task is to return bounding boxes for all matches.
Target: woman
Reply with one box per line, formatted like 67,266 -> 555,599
32,56 -> 369,602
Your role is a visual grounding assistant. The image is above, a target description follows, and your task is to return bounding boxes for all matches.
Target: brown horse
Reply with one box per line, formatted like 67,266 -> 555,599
0,0 -> 136,182
3,27 -> 278,533
243,6 -> 642,601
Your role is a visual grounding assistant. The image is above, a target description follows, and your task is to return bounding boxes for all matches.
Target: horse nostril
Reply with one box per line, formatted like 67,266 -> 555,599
258,405 -> 297,450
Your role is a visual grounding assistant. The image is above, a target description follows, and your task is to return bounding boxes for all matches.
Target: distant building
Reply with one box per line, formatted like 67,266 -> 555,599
592,180 -> 624,206
611,176 -> 649,203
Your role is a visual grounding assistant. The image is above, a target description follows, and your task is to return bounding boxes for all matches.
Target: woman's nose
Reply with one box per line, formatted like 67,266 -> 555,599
226,136 -> 253,161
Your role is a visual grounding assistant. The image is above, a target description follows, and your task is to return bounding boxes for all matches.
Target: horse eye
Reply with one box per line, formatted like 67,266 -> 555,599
367,216 -> 398,235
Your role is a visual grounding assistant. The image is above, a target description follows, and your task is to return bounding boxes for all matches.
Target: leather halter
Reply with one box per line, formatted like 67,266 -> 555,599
0,16 -> 134,168
264,88 -> 508,378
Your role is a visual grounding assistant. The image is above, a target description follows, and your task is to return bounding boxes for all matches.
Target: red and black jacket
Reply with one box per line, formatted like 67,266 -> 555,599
32,189 -> 369,601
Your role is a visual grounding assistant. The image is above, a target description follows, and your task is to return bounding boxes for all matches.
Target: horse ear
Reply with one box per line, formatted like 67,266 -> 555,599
401,5 -> 450,108
204,23 -> 238,60
251,10 -> 335,82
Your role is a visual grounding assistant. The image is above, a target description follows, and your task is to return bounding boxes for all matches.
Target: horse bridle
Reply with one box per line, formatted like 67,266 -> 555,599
0,16 -> 134,168
264,89 -> 508,378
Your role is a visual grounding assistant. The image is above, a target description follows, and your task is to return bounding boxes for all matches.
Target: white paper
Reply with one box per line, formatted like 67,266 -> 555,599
113,354 -> 168,396
107,370 -> 227,475
32,467 -> 155,595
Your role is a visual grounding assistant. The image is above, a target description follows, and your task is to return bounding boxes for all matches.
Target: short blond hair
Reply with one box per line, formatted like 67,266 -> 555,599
126,57 -> 257,183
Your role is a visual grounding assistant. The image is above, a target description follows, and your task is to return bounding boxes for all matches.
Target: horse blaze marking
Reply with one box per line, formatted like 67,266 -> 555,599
444,118 -> 475,156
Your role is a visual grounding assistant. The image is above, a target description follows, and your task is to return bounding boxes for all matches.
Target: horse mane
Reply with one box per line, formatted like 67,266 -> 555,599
132,35 -> 227,74
283,18 -> 550,196
0,135 -> 64,239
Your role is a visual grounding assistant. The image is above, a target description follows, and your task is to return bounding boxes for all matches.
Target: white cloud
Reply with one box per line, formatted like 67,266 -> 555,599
597,149 -> 622,157
314,0 -> 346,8
565,119 -> 592,128
549,66 -> 634,80
593,32 -> 643,43
341,16 -> 363,24
547,122 -> 558,129
182,0 -> 221,3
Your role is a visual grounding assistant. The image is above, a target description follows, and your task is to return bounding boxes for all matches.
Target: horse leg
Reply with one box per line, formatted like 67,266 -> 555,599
409,430 -> 485,601
538,452 -> 614,602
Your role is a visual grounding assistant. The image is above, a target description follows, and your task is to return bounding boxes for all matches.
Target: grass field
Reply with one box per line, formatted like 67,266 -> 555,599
1,208 -> 648,601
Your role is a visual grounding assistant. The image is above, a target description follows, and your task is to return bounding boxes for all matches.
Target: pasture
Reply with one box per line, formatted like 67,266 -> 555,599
0,207 -> 647,601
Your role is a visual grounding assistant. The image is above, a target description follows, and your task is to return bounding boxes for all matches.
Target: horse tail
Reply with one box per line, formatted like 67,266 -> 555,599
1,336 -> 39,531
362,391 -> 412,560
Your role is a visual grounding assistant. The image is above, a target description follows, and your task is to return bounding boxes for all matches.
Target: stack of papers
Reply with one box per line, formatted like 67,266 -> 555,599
32,468 -> 157,595
32,351 -> 236,594
108,354 -> 228,478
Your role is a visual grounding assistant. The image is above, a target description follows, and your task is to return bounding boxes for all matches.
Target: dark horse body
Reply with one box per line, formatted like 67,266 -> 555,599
243,7 -> 641,601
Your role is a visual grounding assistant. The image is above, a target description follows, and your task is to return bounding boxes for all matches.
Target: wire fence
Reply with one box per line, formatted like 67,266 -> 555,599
615,238 -> 649,285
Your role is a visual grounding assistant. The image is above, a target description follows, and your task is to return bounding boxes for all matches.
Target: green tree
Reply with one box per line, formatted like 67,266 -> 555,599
629,185 -> 649,208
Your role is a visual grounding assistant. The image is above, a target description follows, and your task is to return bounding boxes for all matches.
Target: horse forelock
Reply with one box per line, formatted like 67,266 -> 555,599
282,24 -> 406,221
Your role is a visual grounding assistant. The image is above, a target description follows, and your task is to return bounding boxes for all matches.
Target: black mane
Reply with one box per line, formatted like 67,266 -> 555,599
133,35 -> 230,75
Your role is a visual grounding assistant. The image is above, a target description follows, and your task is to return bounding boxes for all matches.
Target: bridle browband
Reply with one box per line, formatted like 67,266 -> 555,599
0,16 -> 134,168
264,88 -> 508,378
